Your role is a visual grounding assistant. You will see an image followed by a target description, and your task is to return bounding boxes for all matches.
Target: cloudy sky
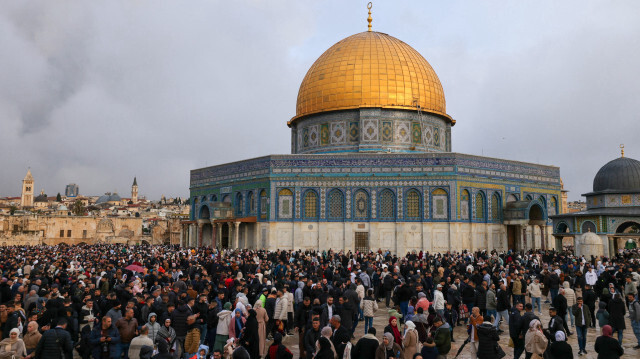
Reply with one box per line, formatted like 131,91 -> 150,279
1,1 -> 639,201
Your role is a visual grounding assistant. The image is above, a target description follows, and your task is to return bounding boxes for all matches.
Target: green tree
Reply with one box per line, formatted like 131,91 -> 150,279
71,200 -> 84,216
56,193 -> 62,202
9,205 -> 17,215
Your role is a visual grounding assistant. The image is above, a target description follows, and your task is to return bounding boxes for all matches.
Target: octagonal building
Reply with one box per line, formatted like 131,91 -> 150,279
185,19 -> 563,254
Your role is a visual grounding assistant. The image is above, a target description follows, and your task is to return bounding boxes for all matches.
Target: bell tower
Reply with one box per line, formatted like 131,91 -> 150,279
131,177 -> 138,203
21,169 -> 34,208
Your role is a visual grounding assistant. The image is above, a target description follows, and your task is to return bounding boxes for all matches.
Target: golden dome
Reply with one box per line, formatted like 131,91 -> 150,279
290,31 -> 451,126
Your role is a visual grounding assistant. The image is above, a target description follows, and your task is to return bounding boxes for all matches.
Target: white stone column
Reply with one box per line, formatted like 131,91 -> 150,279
234,222 -> 240,249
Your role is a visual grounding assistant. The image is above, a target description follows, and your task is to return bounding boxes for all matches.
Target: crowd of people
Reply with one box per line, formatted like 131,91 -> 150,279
0,243 -> 638,359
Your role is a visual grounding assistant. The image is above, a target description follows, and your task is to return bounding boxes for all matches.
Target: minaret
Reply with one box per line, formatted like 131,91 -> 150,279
21,169 -> 34,208
131,177 -> 138,203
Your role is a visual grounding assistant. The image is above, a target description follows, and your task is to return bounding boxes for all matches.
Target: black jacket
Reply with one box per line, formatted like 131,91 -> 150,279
474,287 -> 487,310
496,289 -> 510,312
547,341 -> 573,359
476,323 -> 501,359
303,328 -> 321,359
552,294 -> 567,316
594,335 -> 624,359
544,315 -> 564,341
352,335 -> 379,359
169,305 -> 191,336
607,297 -> 626,330
520,311 -> 539,337
34,327 -> 74,359
331,326 -> 351,359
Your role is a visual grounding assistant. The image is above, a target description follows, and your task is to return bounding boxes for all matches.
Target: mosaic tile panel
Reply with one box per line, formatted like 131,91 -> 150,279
395,120 -> 411,144
302,128 -> 309,148
295,188 -> 301,218
309,125 -> 319,147
303,190 -> 318,218
330,121 -> 346,144
381,121 -> 393,142
354,190 -> 369,219
362,119 -> 379,142
349,122 -> 359,143
328,190 -> 344,219
320,124 -> 329,146
379,189 -> 395,219
345,188 -> 351,219
371,189 -> 377,219
320,188 -> 326,219
412,122 -> 422,144
406,190 -> 420,219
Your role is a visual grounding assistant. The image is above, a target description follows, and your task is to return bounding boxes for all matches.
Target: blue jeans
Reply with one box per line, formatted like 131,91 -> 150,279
436,309 -> 445,318
493,310 -> 509,329
531,297 -> 541,313
486,309 -> 497,322
200,324 -> 207,344
550,288 -> 558,302
632,320 -> 640,345
115,342 -> 130,359
576,326 -> 587,351
358,307 -> 364,320
612,328 -> 623,343
364,316 -> 374,334
568,310 -> 575,327
400,301 -> 409,321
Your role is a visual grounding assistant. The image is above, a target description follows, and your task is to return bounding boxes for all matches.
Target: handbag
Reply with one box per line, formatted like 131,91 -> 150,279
496,343 -> 506,359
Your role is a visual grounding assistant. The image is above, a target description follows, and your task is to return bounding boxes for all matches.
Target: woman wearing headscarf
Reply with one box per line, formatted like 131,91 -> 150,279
320,326 -> 338,359
546,331 -> 572,359
240,309 -> 259,358
607,293 -> 626,343
402,321 -> 419,359
229,308 -> 246,341
253,300 -> 269,358
0,328 -> 27,358
156,318 -> 177,355
524,319 -> 547,359
314,336 -> 335,359
375,332 -> 403,359
384,316 -> 402,347
594,325 -> 624,359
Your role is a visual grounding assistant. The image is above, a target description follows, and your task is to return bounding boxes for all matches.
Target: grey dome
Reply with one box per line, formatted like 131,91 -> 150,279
96,193 -> 122,204
593,157 -> 640,192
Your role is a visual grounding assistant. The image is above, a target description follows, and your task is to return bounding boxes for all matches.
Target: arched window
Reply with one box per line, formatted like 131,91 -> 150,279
432,188 -> 448,220
327,189 -> 344,220
538,195 -> 547,209
222,195 -> 231,203
506,194 -> 518,203
210,194 -> 217,202
303,190 -> 318,219
549,196 -> 558,216
278,189 -> 293,219
379,189 -> 395,220
475,192 -> 486,221
259,190 -> 268,219
525,194 -> 533,201
581,221 -> 596,233
235,193 -> 243,216
247,192 -> 255,214
491,193 -> 501,221
460,189 -> 470,220
405,189 -> 421,220
353,190 -> 370,219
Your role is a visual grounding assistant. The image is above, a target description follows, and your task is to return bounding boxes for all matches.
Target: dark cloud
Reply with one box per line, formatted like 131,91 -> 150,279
1,1 -> 638,201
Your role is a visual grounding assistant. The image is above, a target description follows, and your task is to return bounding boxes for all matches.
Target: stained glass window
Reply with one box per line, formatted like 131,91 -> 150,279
260,190 -> 267,219
406,190 -> 420,219
235,193 -> 243,216
379,189 -> 395,220
460,189 -> 470,220
303,190 -> 318,219
247,192 -> 255,214
354,190 -> 369,219
475,193 -> 485,221
328,189 -> 344,219
278,189 -> 293,219
491,193 -> 500,220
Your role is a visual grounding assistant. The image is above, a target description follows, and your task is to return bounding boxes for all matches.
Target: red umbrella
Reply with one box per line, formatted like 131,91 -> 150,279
125,264 -> 144,273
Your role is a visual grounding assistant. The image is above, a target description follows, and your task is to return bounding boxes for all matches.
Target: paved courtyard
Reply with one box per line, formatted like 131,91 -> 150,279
280,299 -> 639,359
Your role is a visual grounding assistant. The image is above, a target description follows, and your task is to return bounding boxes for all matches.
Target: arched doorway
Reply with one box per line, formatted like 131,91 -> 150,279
614,221 -> 640,252
555,222 -> 573,251
199,205 -> 210,219
221,223 -> 229,248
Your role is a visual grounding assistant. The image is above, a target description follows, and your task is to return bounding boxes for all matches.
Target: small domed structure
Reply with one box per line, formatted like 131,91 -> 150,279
96,192 -> 122,205
592,156 -> 640,192
576,231 -> 603,258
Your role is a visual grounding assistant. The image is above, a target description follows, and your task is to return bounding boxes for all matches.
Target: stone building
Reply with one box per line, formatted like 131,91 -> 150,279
552,149 -> 640,257
185,11 -> 563,253
0,214 -> 182,246
20,169 -> 34,208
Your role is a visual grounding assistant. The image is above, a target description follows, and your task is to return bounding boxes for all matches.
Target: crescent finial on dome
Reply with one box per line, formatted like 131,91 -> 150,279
367,2 -> 373,32
620,144 -> 625,157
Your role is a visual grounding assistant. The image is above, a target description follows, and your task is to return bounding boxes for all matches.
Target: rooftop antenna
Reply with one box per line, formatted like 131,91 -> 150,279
367,2 -> 373,31
620,144 -> 625,157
